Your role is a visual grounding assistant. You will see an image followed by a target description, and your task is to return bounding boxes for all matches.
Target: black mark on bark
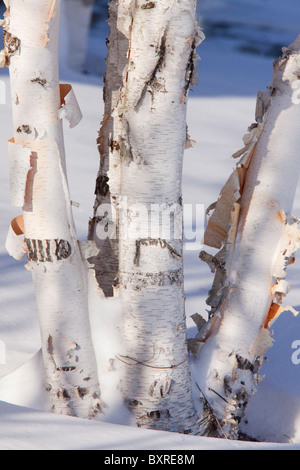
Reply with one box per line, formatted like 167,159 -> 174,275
109,139 -> 120,152
151,30 -> 167,81
55,239 -> 72,260
47,335 -> 54,356
236,354 -> 253,371
45,240 -> 53,262
31,77 -> 48,87
183,38 -> 197,98
149,410 -> 160,419
141,1 -> 156,9
25,239 -> 72,262
236,354 -> 261,374
56,388 -> 72,400
148,409 -> 170,420
26,239 -> 38,263
62,389 -> 71,400
223,375 -> 233,397
126,398 -> 143,407
17,125 -> 32,134
135,30 -> 167,110
95,174 -> 109,197
37,240 -> 45,262
77,387 -> 88,399
3,31 -> 20,65
57,366 -> 76,372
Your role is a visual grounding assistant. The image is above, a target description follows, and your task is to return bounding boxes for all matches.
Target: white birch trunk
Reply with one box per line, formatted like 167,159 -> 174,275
88,0 -> 132,296
193,37 -> 300,438
62,0 -> 94,72
3,0 -> 101,418
114,0 -> 203,433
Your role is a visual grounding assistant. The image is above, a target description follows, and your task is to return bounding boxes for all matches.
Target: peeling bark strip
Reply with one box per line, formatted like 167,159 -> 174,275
194,36 -> 300,439
58,83 -> 83,128
115,0 -> 203,433
5,215 -> 28,261
6,0 -> 101,418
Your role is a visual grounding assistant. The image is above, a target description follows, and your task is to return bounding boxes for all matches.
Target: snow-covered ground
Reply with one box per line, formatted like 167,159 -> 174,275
1,0 -> 300,450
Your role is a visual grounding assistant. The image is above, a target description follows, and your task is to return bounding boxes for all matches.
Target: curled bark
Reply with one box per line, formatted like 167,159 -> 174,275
4,0 -> 101,418
193,36 -> 300,439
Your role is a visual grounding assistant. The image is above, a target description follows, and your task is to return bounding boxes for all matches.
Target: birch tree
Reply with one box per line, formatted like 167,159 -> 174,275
4,0 -> 299,442
88,0 -> 130,296
2,0 -> 101,418
192,36 -> 300,439
90,0 -> 203,432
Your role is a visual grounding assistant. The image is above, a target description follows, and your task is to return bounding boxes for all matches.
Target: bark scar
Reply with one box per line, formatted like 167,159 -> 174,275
25,239 -> 72,262
141,2 -> 156,9
134,238 -> 181,266
183,37 -> 197,99
135,29 -> 168,110
31,77 -> 48,88
2,30 -> 21,66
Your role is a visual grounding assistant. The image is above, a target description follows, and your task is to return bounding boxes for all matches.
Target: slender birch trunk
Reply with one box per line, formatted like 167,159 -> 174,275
88,0 -> 132,297
62,0 -> 95,72
3,0 -> 101,418
192,36 -> 300,439
109,0 -> 203,433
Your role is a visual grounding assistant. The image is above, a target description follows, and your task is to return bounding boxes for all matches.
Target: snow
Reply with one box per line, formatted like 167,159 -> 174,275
0,400 -> 297,451
1,0 -> 300,450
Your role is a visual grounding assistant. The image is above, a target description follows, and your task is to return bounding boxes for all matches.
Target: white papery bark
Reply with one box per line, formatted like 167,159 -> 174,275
113,0 -> 202,433
61,0 -> 94,72
3,0 -> 101,418
193,37 -> 300,438
89,0 -> 132,296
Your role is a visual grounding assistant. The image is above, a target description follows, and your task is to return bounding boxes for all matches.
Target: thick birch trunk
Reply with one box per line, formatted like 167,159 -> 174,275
62,0 -> 94,72
114,0 -> 202,433
193,37 -> 300,438
3,0 -> 101,418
